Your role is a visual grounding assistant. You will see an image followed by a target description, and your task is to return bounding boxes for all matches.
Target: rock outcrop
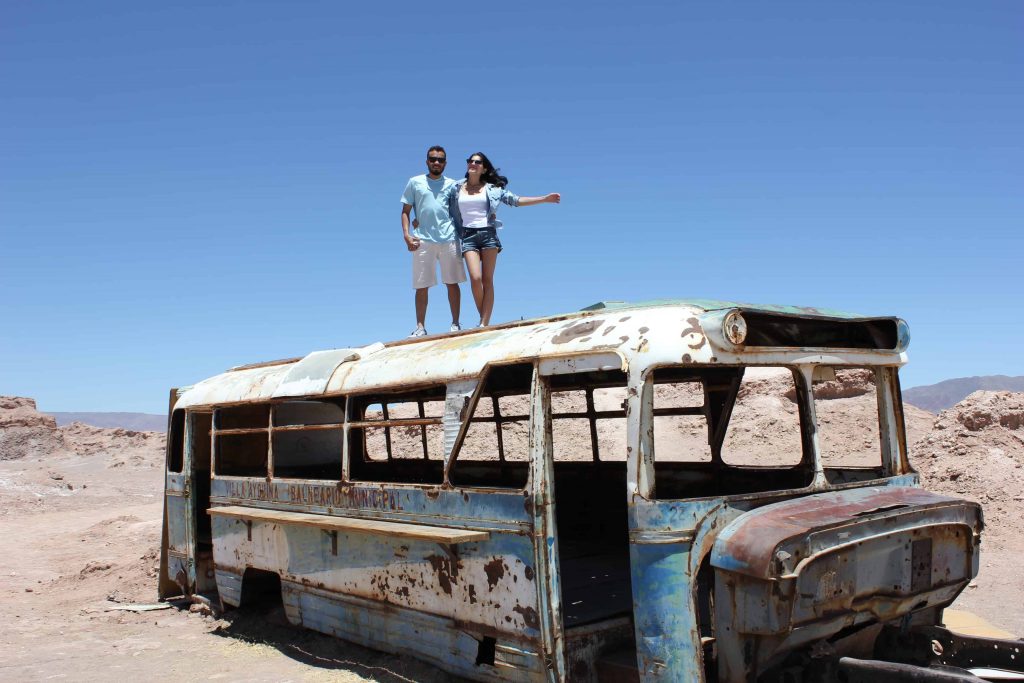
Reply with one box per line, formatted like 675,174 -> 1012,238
0,396 -> 69,460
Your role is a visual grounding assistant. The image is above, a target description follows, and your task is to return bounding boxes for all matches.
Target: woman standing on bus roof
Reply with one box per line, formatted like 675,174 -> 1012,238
438,152 -> 560,327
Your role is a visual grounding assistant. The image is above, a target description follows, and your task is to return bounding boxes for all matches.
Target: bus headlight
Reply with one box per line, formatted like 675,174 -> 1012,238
723,311 -> 747,345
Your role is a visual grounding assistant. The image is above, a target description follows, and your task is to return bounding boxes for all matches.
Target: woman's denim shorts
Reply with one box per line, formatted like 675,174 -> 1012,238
460,228 -> 502,254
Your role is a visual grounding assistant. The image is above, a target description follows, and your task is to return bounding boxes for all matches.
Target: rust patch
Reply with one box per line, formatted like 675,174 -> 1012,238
619,336 -> 629,343
524,565 -> 535,581
619,316 -> 631,322
425,489 -> 440,500
552,319 -> 604,344
602,325 -> 616,336
681,317 -> 707,350
639,326 -> 649,333
513,604 -> 540,629
523,495 -> 535,517
578,336 -> 592,343
468,584 -> 478,604
638,339 -> 649,353
682,353 -> 692,363
484,558 -> 505,590
426,551 -> 461,596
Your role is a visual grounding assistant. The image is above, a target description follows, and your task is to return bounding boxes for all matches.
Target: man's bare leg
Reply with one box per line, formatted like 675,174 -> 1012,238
446,283 -> 461,327
415,288 -> 428,330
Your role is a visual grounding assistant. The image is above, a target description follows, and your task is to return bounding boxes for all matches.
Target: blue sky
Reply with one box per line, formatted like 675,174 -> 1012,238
2,1 -> 1021,413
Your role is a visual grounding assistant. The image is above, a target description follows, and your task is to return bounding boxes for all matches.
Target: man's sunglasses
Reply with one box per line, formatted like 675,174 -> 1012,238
467,158 -> 484,165
427,156 -> 447,163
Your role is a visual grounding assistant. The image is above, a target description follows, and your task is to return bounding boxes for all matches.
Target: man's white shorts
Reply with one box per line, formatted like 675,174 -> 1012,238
412,240 -> 466,289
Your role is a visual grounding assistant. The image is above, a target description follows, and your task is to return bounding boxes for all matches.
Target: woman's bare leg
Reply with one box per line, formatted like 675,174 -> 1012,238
480,248 -> 499,325
463,250 -> 485,319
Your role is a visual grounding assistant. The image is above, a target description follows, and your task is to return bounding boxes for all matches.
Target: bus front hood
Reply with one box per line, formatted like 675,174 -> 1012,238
709,486 -> 983,681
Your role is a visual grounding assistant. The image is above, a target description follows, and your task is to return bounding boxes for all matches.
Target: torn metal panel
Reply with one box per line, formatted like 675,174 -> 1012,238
271,345 -> 378,398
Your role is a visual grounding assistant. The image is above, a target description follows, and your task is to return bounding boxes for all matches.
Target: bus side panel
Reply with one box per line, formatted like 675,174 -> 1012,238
285,582 -> 540,679
213,518 -> 538,630
209,484 -> 544,679
164,472 -> 194,592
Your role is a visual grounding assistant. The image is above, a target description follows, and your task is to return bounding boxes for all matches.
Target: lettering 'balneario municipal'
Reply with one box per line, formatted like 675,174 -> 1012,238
225,480 -> 402,511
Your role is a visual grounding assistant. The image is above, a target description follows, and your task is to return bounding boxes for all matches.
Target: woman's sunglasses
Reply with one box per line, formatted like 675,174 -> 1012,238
467,158 -> 484,165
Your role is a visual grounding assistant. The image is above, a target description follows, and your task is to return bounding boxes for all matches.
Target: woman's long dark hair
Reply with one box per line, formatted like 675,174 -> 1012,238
466,152 -> 508,188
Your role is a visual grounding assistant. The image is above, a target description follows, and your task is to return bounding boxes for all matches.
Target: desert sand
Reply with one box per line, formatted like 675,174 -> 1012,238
1,383 -> 1021,681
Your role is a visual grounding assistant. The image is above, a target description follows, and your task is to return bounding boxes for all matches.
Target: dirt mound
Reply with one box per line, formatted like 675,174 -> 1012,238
61,421 -> 163,457
910,391 -> 1024,541
949,391 -> 1024,432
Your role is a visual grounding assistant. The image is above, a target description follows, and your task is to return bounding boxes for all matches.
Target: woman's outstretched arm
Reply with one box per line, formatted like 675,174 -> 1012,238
516,193 -> 561,206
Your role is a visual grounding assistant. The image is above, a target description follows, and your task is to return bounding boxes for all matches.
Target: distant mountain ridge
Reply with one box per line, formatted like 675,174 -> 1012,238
903,375 -> 1024,413
47,412 -> 167,432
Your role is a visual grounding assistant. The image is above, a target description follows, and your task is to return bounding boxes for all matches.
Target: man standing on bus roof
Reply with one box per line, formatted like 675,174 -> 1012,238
401,145 -> 465,337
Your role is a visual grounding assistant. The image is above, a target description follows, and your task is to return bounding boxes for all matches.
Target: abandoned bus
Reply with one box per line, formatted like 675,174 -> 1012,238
160,299 -> 1001,682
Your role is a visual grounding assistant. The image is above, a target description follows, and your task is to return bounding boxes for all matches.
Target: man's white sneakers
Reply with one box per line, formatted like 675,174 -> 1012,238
409,327 -> 427,338
449,323 -> 462,333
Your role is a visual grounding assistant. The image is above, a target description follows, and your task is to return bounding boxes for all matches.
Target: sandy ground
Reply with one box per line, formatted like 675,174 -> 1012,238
1,385 -> 1022,681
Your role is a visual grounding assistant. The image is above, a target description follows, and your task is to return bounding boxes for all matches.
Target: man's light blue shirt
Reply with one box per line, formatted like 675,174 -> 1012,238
401,174 -> 456,243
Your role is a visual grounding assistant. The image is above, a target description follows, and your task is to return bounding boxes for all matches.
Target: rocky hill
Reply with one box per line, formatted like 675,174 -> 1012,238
910,390 -> 1024,539
0,395 -> 164,465
0,396 -> 70,460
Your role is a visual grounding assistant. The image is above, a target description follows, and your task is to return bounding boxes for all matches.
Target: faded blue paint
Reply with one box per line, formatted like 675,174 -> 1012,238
209,476 -> 545,678
215,568 -> 242,605
284,580 -> 544,680
209,478 -> 530,532
626,497 -> 737,680
630,541 -> 698,678
165,493 -> 189,552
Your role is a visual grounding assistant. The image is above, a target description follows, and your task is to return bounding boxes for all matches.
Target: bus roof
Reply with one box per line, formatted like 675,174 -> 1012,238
173,299 -> 908,410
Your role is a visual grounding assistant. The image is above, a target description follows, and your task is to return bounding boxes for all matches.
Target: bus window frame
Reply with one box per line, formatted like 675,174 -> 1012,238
445,360 -> 536,490
635,363 -> 816,501
270,399 -> 346,482
343,384 -> 448,486
212,404 -> 272,478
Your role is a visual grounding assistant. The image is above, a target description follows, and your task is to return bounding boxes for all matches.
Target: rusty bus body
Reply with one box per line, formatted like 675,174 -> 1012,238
159,300 -> 1011,681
